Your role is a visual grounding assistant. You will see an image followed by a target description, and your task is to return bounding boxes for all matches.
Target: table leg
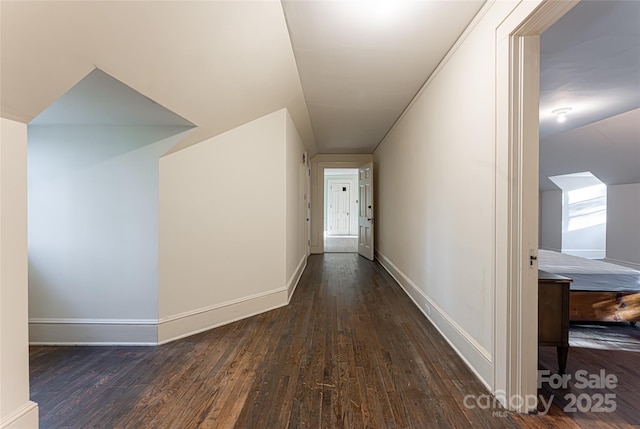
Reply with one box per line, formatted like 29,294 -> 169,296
557,346 -> 568,374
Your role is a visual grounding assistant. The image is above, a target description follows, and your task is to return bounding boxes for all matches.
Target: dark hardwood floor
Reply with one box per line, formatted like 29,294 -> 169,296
30,254 -> 639,428
531,322 -> 640,429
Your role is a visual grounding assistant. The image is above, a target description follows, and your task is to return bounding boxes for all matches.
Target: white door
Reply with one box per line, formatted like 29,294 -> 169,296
358,163 -> 374,260
327,181 -> 351,236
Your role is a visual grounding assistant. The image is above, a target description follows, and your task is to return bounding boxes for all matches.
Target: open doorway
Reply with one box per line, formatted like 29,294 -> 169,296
536,0 -> 640,419
323,168 -> 358,252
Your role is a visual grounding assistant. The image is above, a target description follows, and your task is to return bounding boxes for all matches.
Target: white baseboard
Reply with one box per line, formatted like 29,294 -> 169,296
157,287 -> 288,345
288,255 -> 307,302
29,318 -> 158,346
30,260 -> 309,347
375,250 -> 492,389
29,259 -> 310,346
1,401 -> 38,429
603,258 -> 640,270
311,244 -> 323,254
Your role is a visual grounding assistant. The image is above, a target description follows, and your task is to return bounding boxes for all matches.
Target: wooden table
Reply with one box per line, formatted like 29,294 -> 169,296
538,270 -> 572,374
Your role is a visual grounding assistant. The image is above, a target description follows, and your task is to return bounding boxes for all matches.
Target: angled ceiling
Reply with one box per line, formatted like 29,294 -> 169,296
281,0 -> 484,153
540,108 -> 640,191
0,0 -> 484,156
30,69 -> 194,127
1,0 -> 638,175
539,0 -> 640,139
0,0 -> 316,154
539,0 -> 640,191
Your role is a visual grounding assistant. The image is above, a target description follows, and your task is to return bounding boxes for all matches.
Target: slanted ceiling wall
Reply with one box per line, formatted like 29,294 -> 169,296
158,109 -> 307,343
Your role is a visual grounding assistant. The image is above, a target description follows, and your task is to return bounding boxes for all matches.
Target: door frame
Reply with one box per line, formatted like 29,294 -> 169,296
494,0 -> 578,412
306,157 -> 311,256
311,157 -> 372,254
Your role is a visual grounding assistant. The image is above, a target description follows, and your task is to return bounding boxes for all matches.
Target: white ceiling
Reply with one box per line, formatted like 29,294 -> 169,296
0,1 -> 316,154
282,0 -> 484,153
539,0 -> 640,139
1,0 -> 638,186
539,0 -> 640,191
540,108 -> 640,191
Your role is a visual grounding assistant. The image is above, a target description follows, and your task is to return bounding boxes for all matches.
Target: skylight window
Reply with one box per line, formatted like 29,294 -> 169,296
566,183 -> 607,231
549,171 -> 607,259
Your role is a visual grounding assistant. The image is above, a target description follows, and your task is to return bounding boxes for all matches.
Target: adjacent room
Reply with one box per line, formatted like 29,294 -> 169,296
324,168 -> 359,253
537,0 -> 640,415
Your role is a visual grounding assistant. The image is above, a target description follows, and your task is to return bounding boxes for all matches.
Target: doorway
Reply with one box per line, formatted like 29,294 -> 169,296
324,168 -> 358,252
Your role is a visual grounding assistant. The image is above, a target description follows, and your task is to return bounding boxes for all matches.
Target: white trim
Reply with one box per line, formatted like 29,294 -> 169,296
603,258 -> 640,271
29,318 -> 158,325
157,287 -> 288,345
29,341 -> 156,347
29,319 -> 157,345
494,0 -> 579,413
0,401 -> 38,429
28,265 -> 311,346
287,255 -> 307,302
376,250 -> 492,389
158,286 -> 286,324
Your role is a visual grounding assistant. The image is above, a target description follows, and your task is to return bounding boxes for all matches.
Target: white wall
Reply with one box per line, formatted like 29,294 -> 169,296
606,183 -> 640,268
159,109 -> 306,343
372,1 -> 548,387
563,223 -> 606,259
0,118 -> 38,428
539,190 -> 562,251
27,125 -> 189,344
285,112 -> 308,299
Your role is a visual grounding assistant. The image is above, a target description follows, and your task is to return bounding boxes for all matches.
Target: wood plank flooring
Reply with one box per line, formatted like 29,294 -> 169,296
526,322 -> 640,429
30,254 -> 639,428
323,236 -> 358,253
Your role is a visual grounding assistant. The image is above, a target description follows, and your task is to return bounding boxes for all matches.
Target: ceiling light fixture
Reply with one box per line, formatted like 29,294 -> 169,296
552,107 -> 572,123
